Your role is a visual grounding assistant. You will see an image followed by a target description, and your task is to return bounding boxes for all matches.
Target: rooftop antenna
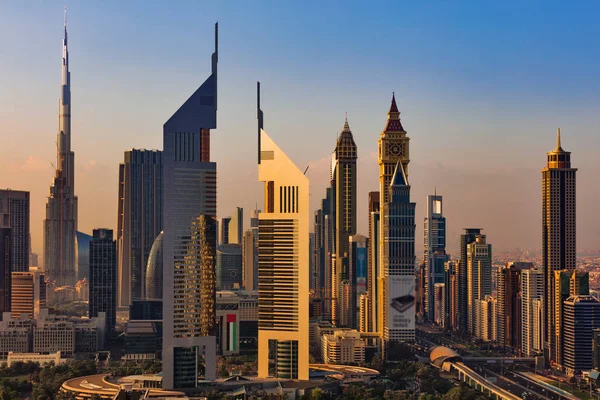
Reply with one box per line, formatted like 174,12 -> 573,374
257,82 -> 263,164
303,166 -> 309,175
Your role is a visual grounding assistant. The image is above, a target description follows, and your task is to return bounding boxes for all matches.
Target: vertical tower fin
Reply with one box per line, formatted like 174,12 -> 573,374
257,81 -> 263,164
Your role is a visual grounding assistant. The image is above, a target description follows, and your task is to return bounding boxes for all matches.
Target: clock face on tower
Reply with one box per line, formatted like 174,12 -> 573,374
390,144 -> 402,156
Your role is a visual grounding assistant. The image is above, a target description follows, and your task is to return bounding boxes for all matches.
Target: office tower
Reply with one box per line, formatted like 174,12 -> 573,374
350,235 -> 367,326
552,270 -> 588,366
11,271 -> 46,319
0,229 -> 10,318
0,190 -> 30,272
242,229 -> 258,291
433,283 -> 445,326
228,207 -> 243,245
44,14 -> 78,287
497,262 -> 533,351
467,234 -> 492,336
542,129 -> 577,365
162,24 -> 218,389
75,231 -> 92,281
416,262 -> 426,318
256,82 -> 309,380
382,163 -> 416,343
378,93 -> 413,345
367,192 -> 380,334
145,232 -> 163,300
332,117 -> 357,326
313,189 -> 334,320
220,217 -> 231,245
216,244 -> 242,290
457,228 -> 481,333
521,268 -> 544,356
117,149 -> 163,307
563,295 -> 600,374
424,194 -> 447,321
444,260 -> 458,330
89,229 -> 116,335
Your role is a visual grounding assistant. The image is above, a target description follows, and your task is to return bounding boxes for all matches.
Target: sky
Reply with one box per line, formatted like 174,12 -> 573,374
1,1 -> 600,259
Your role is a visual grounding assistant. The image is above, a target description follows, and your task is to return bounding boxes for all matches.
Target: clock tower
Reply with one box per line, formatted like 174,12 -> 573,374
378,93 -> 410,206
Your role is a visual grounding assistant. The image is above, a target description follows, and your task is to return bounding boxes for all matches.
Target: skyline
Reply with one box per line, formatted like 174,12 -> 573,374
2,2 -> 600,259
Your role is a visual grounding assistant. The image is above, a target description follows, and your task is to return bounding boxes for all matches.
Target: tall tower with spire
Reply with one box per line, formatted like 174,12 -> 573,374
378,94 -> 414,345
332,116 -> 358,327
44,9 -> 78,287
542,128 -> 577,366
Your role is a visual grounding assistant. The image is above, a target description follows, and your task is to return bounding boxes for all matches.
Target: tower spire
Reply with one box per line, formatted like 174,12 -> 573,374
557,127 -> 562,150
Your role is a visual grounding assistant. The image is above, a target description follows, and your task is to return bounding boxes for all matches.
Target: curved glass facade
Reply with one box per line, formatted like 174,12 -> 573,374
145,232 -> 163,300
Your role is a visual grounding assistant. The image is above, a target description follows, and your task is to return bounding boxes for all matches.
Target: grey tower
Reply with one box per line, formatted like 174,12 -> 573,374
424,193 -> 447,321
117,149 -> 163,306
44,11 -> 78,287
0,190 -> 30,272
89,229 -> 117,335
162,24 -> 218,389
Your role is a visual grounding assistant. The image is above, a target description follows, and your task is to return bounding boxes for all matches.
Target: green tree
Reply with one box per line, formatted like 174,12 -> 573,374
218,363 -> 230,378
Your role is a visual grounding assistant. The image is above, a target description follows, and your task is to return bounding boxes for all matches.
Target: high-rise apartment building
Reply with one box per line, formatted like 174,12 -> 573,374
382,163 -> 416,343
256,83 -> 309,380
117,149 -> 163,307
0,229 -> 11,318
497,262 -> 533,351
542,129 -> 577,365
162,24 -> 218,389
474,295 -> 497,342
44,14 -> 78,287
229,207 -> 243,245
332,118 -> 357,326
350,234 -> 367,329
433,283 -> 445,326
521,268 -> 544,356
0,190 -> 30,272
552,270 -> 588,366
467,234 -> 492,336
216,244 -> 242,290
457,229 -> 481,333
424,194 -> 447,321
445,260 -> 458,330
89,229 -> 116,335
367,192 -> 380,334
563,295 -> 600,375
11,271 -> 46,319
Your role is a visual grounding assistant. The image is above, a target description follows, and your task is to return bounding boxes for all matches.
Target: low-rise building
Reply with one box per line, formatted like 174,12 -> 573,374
0,312 -> 33,359
322,329 -> 366,365
124,321 -> 158,362
7,351 -> 65,366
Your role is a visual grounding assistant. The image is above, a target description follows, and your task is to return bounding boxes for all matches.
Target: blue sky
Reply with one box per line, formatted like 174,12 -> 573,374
1,1 -> 599,255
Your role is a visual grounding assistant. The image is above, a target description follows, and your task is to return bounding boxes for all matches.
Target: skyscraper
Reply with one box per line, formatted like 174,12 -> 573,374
563,295 -> 600,375
350,234 -> 368,328
11,271 -> 46,319
378,94 -> 413,345
89,229 -> 117,335
542,129 -> 577,366
242,228 -> 258,291
75,231 -> 92,281
457,228 -> 481,333
257,83 -> 309,380
162,24 -> 218,389
219,217 -> 231,245
497,262 -> 532,351
0,190 -> 30,272
228,207 -> 243,245
424,193 -> 448,321
467,234 -> 492,336
382,163 -> 416,343
0,228 -> 10,318
521,268 -> 544,356
216,244 -> 242,290
44,12 -> 78,287
332,117 -> 357,326
117,149 -> 163,307
367,191 -> 380,334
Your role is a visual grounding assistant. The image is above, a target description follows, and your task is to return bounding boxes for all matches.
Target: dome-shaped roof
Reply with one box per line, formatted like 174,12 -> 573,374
429,346 -> 462,368
145,232 -> 163,300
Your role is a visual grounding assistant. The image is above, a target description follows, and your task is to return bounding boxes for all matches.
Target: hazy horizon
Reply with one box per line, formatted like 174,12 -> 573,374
2,1 -> 600,262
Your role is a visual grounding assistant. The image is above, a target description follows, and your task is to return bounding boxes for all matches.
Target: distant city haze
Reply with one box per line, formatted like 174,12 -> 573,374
1,2 -> 600,260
